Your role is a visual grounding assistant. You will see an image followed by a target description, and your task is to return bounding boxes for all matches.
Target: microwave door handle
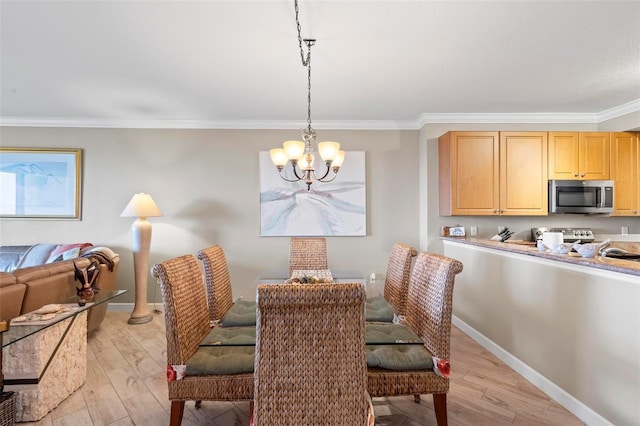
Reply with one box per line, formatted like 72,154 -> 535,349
597,186 -> 604,208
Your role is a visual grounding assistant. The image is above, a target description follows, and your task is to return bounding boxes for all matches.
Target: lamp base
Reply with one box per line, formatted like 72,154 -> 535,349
127,314 -> 154,325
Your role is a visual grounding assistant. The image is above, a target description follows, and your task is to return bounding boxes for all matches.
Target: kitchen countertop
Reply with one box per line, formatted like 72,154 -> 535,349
441,237 -> 640,278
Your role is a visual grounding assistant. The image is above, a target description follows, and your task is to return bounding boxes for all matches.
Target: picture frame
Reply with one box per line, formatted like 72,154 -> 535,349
259,150 -> 366,236
0,148 -> 83,219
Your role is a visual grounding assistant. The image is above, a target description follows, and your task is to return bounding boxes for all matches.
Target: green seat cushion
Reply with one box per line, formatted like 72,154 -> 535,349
186,346 -> 255,375
366,345 -> 434,371
220,300 -> 256,327
365,323 -> 422,344
365,296 -> 395,322
200,326 -> 256,346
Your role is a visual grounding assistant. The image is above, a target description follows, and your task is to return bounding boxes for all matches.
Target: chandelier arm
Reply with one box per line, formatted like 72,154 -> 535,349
277,167 -> 304,183
310,164 -> 339,182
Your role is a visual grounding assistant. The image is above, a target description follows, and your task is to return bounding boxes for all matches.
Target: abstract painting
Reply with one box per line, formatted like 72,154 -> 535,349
0,148 -> 82,219
260,151 -> 366,236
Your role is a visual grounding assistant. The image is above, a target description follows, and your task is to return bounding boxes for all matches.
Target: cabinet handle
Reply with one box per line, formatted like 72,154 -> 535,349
581,173 -> 585,177
574,173 -> 579,177
494,210 -> 499,214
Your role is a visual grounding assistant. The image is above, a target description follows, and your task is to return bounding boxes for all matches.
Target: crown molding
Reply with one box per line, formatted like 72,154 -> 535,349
2,99 -> 638,130
416,99 -> 640,128
0,117 -> 417,130
596,98 -> 640,122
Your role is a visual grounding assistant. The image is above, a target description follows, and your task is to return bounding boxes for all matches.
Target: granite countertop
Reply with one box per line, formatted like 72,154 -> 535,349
442,237 -> 640,278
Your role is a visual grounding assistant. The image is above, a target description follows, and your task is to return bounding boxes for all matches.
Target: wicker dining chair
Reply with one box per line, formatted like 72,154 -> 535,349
288,237 -> 328,275
152,255 -> 254,426
253,282 -> 371,426
383,242 -> 418,317
367,252 -> 463,426
196,245 -> 234,323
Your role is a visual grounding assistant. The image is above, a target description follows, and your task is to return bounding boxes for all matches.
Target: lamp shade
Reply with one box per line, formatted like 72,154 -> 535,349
120,193 -> 163,218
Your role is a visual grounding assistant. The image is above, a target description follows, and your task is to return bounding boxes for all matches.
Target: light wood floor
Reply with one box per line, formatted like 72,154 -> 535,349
20,311 -> 584,426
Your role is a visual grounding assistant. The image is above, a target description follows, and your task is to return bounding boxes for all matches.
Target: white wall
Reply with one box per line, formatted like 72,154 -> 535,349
0,127 -> 420,303
444,240 -> 640,425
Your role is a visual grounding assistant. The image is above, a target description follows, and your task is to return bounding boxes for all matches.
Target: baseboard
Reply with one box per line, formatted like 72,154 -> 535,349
107,302 -> 133,312
106,302 -> 163,313
452,315 -> 613,426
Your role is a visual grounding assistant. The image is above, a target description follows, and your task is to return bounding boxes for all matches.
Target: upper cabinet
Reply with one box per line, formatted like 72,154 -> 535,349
610,132 -> 639,216
548,132 -> 610,179
439,131 -> 547,216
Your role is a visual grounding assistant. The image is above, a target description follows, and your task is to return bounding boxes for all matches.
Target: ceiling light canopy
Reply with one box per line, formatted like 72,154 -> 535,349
269,0 -> 345,191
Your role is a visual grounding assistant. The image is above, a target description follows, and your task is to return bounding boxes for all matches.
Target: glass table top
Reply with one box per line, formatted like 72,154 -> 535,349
200,275 -> 421,347
1,289 -> 127,348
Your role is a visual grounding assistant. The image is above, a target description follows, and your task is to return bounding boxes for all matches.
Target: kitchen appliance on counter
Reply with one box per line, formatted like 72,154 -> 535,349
548,180 -> 614,214
531,227 -> 595,243
600,247 -> 640,262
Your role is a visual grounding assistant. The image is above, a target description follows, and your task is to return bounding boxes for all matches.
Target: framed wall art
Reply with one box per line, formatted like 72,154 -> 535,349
0,148 -> 82,219
259,150 -> 366,236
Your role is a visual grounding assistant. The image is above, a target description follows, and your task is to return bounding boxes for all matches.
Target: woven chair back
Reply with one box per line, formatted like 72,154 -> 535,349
288,237 -> 328,275
152,254 -> 210,365
383,243 -> 418,316
405,252 -> 463,360
197,245 -> 234,322
254,282 -> 368,426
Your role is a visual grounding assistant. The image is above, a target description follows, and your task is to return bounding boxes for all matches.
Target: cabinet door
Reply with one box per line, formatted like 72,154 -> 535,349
439,131 -> 499,215
579,132 -> 610,179
610,132 -> 639,216
548,132 -> 579,179
500,132 -> 548,215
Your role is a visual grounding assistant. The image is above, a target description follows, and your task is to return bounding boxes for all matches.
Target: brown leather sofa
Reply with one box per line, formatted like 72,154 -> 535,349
0,245 -> 119,333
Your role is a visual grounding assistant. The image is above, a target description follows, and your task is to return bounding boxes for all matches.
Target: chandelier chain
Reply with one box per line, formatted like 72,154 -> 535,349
294,0 -> 315,137
306,44 -> 312,132
294,0 -> 310,67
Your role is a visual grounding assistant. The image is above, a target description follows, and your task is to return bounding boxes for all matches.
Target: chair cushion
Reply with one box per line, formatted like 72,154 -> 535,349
220,300 -> 256,327
366,345 -> 434,371
200,326 -> 256,346
365,322 -> 422,344
365,296 -> 395,322
186,346 -> 255,375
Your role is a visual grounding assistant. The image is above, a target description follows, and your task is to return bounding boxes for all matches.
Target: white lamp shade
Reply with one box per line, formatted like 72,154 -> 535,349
283,140 -> 306,160
120,193 -> 163,218
318,141 -> 340,161
270,148 -> 288,166
331,150 -> 346,168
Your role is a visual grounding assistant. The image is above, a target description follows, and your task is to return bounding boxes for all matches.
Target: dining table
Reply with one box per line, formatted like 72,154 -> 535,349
199,271 -> 424,348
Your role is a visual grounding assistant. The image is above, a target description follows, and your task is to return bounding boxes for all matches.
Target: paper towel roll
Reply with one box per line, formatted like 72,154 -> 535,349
542,232 -> 563,246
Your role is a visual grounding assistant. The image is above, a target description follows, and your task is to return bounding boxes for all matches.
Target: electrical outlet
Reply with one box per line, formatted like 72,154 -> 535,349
622,226 -> 629,236
470,226 -> 477,236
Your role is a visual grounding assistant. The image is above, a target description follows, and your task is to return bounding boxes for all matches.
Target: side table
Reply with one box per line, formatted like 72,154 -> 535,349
1,289 -> 126,422
0,319 -> 15,426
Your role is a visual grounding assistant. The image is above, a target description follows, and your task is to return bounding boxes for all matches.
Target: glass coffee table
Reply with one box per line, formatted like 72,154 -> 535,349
1,289 -> 127,422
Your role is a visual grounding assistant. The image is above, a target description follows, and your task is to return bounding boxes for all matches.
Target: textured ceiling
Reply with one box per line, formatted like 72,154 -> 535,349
1,0 -> 639,128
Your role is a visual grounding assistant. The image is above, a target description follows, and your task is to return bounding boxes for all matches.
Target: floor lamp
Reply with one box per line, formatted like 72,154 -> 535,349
121,193 -> 162,325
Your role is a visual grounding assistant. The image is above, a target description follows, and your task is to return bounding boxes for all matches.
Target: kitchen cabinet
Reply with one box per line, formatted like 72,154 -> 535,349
439,131 -> 548,216
610,132 -> 639,216
548,132 -> 610,179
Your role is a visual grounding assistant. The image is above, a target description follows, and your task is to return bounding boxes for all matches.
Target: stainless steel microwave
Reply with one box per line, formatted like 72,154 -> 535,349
549,180 -> 614,214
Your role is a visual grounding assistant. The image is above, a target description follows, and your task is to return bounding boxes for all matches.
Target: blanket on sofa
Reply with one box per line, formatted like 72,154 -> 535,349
0,243 -> 94,273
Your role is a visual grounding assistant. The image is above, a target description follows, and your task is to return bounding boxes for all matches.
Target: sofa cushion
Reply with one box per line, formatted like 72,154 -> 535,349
0,246 -> 32,273
13,257 -> 90,283
0,271 -> 17,287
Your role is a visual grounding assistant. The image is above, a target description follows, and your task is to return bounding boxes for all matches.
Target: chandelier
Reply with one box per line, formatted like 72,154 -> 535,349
269,0 -> 345,191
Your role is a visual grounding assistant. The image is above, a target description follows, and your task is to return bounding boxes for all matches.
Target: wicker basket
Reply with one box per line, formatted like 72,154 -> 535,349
0,392 -> 15,426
